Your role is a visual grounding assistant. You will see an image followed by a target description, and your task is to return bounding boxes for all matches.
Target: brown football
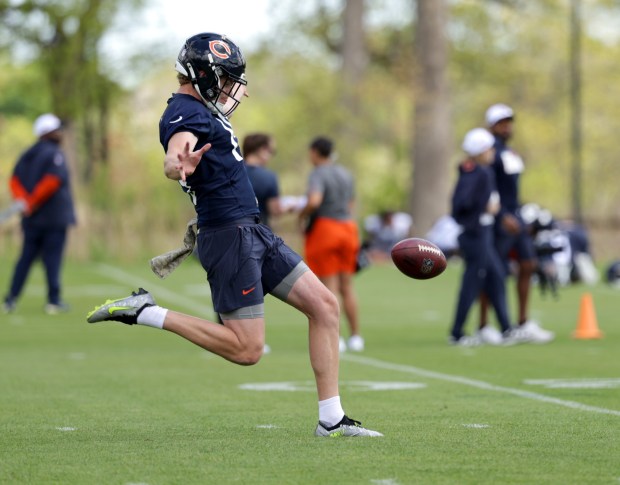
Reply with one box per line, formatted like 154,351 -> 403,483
391,238 -> 447,280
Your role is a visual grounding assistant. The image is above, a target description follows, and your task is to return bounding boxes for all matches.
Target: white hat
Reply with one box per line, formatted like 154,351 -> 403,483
33,113 -> 62,138
485,103 -> 514,127
462,128 -> 495,157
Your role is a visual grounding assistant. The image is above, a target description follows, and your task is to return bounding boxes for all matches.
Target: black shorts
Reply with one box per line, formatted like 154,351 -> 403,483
197,219 -> 303,313
495,224 -> 536,264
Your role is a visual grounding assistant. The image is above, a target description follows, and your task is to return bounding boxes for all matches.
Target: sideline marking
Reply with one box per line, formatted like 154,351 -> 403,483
524,378 -> 620,389
239,381 -> 426,392
56,427 -> 77,431
343,354 -> 620,417
95,263 -> 214,317
462,424 -> 490,429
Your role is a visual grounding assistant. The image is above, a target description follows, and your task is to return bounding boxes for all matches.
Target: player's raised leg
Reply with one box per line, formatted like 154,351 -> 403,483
164,311 -> 265,365
87,288 -> 266,365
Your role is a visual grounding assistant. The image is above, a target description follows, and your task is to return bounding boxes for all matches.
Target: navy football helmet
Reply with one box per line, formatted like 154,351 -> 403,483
175,33 -> 247,118
606,260 -> 620,286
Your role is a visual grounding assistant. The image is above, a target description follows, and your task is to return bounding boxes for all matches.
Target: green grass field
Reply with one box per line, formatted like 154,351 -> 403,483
1,254 -> 619,484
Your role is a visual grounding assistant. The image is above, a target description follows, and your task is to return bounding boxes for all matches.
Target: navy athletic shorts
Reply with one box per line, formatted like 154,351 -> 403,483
495,219 -> 536,266
197,218 -> 303,313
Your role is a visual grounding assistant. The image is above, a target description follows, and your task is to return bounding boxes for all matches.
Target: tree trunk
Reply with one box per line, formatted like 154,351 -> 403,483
339,0 -> 367,153
342,0 -> 367,102
410,0 -> 451,235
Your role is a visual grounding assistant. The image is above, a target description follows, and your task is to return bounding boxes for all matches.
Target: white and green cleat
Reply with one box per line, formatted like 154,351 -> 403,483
315,415 -> 383,437
86,288 -> 155,325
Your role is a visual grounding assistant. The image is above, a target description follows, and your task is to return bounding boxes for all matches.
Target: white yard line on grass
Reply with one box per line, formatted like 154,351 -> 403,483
95,263 -> 214,317
343,354 -> 620,417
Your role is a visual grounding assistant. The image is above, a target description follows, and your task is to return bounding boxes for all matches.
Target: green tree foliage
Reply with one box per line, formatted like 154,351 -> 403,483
0,0 -> 144,181
2,0 -> 620,260
264,0 -> 620,224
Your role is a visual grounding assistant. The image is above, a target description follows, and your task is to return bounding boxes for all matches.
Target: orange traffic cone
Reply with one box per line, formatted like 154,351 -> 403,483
573,293 -> 603,339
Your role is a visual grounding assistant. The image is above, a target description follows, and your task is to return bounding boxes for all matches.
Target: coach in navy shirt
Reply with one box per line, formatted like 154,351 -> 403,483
3,114 -> 76,314
450,128 -> 513,346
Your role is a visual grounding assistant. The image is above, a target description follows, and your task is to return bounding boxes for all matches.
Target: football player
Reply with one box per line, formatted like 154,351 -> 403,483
87,33 -> 381,438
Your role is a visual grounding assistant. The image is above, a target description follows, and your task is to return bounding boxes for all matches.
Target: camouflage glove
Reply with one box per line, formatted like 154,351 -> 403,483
150,218 -> 198,279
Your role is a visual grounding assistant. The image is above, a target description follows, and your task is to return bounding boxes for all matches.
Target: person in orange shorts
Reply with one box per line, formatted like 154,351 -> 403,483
299,136 -> 364,352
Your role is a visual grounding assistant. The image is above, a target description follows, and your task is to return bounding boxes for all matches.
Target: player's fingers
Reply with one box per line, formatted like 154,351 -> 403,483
198,143 -> 212,155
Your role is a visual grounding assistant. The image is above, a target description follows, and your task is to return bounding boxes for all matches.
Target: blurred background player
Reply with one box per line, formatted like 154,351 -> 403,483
298,136 -> 364,352
478,104 -> 554,344
3,114 -> 76,315
363,210 -> 413,263
449,128 -> 514,346
242,133 -> 283,228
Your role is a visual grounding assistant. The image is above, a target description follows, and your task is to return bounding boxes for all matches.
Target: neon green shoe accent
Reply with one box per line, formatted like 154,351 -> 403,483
107,306 -> 133,315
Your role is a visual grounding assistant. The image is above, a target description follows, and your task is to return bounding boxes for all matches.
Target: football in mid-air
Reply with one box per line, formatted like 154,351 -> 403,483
390,238 -> 447,280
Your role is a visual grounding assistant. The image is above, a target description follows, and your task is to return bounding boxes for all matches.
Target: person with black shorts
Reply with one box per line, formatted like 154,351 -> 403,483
86,33 -> 381,438
478,104 -> 554,344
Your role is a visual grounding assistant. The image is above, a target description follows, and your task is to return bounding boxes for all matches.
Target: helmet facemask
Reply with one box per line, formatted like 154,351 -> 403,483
210,72 -> 247,118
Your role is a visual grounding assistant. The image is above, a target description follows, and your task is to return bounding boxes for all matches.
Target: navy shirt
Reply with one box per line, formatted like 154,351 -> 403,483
451,160 -> 495,234
13,139 -> 76,228
159,94 -> 259,227
492,137 -> 524,216
245,164 -> 279,226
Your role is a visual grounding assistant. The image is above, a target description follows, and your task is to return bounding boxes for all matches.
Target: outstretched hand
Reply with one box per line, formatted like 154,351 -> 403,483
175,142 -> 212,181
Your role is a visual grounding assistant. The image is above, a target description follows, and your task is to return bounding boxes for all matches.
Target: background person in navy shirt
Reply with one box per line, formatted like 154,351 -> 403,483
3,113 -> 76,314
242,133 -> 282,227
478,104 -> 554,344
449,128 -> 514,346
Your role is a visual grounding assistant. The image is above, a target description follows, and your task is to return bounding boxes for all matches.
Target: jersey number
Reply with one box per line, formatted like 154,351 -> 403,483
216,118 -> 243,162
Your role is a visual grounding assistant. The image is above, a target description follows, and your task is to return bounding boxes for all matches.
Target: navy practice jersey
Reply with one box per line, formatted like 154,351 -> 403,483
245,164 -> 279,226
451,160 -> 495,234
492,137 -> 524,215
12,139 -> 76,228
159,93 -> 259,227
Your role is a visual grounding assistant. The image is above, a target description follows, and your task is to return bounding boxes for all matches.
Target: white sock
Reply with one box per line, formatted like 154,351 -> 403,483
318,396 -> 345,427
136,305 -> 168,329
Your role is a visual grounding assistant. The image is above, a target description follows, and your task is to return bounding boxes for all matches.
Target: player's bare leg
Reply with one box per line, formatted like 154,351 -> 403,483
515,259 -> 554,343
478,292 -> 489,329
163,312 -> 265,366
516,260 -> 535,324
338,272 -> 360,337
319,272 -> 362,351
286,271 -> 341,400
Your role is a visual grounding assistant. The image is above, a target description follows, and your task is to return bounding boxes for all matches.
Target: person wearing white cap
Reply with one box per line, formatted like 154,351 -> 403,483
477,104 -> 555,344
449,128 -> 517,346
3,113 -> 76,315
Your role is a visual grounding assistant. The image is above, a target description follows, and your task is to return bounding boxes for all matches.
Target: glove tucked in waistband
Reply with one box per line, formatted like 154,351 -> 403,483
150,218 -> 198,279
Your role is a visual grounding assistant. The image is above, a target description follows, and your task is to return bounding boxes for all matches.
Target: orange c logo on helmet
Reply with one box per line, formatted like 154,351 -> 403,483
209,40 -> 232,60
